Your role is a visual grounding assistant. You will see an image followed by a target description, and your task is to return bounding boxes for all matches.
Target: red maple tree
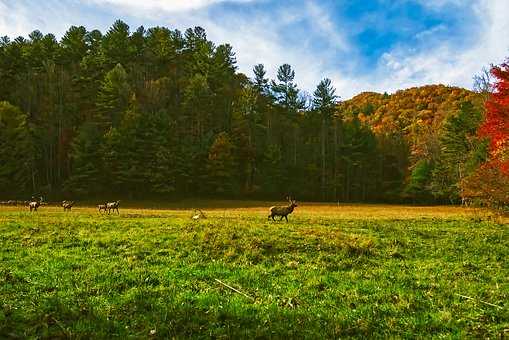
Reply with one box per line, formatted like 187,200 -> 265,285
461,60 -> 509,208
480,60 -> 509,174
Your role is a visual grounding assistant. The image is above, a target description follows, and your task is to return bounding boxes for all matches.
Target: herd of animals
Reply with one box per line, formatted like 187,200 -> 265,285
0,197 -> 299,221
0,197 -> 121,214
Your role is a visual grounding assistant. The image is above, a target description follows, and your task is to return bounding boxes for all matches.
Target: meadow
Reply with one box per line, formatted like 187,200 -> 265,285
0,202 -> 507,338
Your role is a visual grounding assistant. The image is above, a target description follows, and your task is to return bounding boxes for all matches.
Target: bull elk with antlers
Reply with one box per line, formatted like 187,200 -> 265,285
268,197 -> 298,222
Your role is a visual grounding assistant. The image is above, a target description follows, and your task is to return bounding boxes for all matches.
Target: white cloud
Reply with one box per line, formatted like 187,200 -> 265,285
86,0 -> 255,13
0,1 -> 33,38
0,1 -> 100,38
359,0 -> 509,96
304,1 -> 349,52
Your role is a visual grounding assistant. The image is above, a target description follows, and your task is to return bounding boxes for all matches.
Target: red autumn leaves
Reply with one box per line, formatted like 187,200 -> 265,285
460,60 -> 509,207
480,60 -> 509,175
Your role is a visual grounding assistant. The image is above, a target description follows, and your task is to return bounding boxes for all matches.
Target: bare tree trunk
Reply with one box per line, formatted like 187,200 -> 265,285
333,119 -> 338,201
267,109 -> 272,145
293,125 -> 297,166
31,165 -> 36,194
321,119 -> 326,201
57,66 -> 64,186
345,162 -> 350,201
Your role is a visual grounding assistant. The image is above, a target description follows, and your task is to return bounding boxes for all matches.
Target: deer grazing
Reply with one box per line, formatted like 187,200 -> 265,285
28,197 -> 43,212
62,200 -> 74,211
268,197 -> 298,222
107,200 -> 120,214
98,204 -> 107,213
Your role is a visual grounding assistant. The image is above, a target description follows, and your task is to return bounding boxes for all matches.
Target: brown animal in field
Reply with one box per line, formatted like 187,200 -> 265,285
107,200 -> 120,214
98,203 -> 107,213
268,197 -> 298,222
29,197 -> 43,212
62,200 -> 74,211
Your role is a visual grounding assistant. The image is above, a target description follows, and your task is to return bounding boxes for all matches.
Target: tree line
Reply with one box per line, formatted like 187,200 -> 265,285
0,20 -> 503,204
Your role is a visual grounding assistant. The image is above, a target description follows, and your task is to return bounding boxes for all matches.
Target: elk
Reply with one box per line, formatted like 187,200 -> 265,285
28,197 -> 43,212
62,200 -> 74,211
98,203 -> 107,213
268,197 -> 298,222
107,200 -> 120,214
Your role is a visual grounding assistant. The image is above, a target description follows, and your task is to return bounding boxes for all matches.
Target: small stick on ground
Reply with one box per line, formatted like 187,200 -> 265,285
455,293 -> 503,309
215,279 -> 255,301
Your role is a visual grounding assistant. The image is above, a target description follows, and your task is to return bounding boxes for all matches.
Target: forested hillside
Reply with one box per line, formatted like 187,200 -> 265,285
340,85 -> 486,202
0,20 -> 488,202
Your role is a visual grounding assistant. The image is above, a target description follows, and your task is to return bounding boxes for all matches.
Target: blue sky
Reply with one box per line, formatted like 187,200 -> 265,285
1,0 -> 508,98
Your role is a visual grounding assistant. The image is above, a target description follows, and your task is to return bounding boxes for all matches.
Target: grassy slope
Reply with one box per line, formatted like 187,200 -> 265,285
0,204 -> 507,338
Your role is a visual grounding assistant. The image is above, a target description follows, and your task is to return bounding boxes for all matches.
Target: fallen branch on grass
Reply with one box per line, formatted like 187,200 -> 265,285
215,278 -> 254,301
455,293 -> 503,309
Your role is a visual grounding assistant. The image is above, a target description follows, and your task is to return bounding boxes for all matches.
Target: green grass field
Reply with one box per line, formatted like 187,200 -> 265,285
0,202 -> 507,338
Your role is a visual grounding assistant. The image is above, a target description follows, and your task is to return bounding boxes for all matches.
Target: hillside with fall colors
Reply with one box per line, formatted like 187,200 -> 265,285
340,85 -> 482,134
337,85 -> 486,202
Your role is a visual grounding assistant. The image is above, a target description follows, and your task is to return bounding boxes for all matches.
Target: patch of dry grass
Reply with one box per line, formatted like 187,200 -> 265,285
0,200 -> 493,222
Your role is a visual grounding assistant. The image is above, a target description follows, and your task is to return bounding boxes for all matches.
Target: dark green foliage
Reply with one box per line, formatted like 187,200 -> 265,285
313,78 -> 339,200
253,64 -> 269,94
404,159 -> 432,201
271,64 -> 305,112
207,132 -> 238,195
102,109 -> 176,198
429,101 -> 488,201
0,102 -> 34,196
64,123 -> 104,197
0,22 -> 487,202
260,144 -> 285,197
313,78 -> 338,115
96,63 -> 132,127
338,118 -> 379,201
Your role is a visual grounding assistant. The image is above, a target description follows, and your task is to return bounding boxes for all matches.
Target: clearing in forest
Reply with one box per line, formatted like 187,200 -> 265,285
0,202 -> 507,338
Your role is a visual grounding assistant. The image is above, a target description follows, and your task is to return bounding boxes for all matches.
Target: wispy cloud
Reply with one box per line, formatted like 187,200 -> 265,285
0,0 -> 33,38
0,0 -> 107,38
86,0 -> 256,14
363,0 -> 509,95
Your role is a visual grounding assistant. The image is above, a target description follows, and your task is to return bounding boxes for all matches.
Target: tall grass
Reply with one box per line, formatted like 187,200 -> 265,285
0,203 -> 507,338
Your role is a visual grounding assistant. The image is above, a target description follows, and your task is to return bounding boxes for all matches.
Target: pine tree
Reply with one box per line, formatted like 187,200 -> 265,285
271,64 -> 305,112
96,63 -> 132,128
64,122 -> 104,197
253,64 -> 269,94
207,132 -> 238,195
313,78 -> 338,200
101,20 -> 133,67
404,160 -> 432,202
